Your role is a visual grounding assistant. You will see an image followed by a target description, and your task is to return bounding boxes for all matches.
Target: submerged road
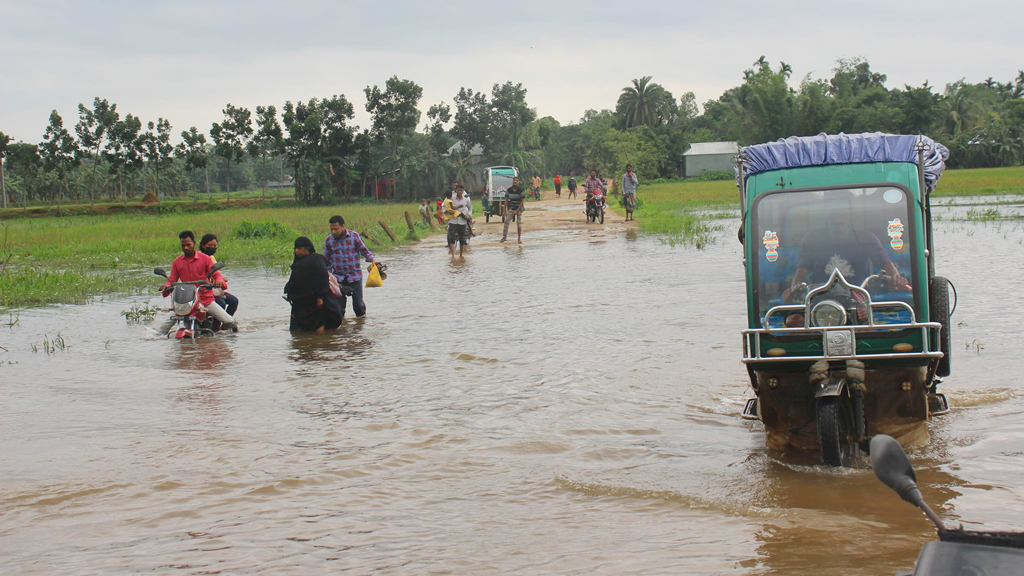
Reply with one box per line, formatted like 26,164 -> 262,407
1,202 -> 1022,575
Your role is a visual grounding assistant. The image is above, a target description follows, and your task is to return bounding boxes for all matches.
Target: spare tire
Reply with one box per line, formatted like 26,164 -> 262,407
930,276 -> 952,377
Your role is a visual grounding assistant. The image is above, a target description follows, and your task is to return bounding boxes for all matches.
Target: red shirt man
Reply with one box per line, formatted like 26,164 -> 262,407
163,234 -> 226,306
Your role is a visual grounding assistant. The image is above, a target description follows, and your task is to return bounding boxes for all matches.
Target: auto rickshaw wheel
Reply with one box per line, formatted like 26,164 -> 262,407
930,276 -> 952,377
816,395 -> 857,467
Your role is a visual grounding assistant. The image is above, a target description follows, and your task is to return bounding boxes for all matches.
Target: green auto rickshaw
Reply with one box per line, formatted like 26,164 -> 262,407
737,133 -> 954,466
483,166 -> 518,222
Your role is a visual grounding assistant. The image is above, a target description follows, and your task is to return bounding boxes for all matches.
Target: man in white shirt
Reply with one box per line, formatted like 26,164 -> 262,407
447,184 -> 474,257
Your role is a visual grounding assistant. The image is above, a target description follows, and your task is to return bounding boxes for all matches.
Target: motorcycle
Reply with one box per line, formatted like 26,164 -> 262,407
586,190 -> 606,224
154,262 -> 230,340
871,434 -> 1024,575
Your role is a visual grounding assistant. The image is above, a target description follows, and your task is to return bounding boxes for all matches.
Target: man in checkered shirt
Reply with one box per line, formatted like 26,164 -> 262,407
323,215 -> 379,317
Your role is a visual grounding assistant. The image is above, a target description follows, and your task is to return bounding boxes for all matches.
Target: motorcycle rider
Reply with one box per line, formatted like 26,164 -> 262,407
583,170 -> 606,219
160,230 -> 237,334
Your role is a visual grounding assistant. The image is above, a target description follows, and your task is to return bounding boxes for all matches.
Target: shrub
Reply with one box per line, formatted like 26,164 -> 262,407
231,220 -> 296,239
688,170 -> 734,182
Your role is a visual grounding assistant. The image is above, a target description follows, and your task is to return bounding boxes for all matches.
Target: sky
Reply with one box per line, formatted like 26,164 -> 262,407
2,0 -> 1022,143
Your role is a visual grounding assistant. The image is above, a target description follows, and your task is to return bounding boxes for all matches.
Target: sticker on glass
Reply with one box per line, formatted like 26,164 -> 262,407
762,230 -> 779,262
887,218 -> 905,251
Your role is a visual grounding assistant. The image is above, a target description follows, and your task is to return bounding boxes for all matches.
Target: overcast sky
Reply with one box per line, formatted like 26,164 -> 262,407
2,0 -> 1022,143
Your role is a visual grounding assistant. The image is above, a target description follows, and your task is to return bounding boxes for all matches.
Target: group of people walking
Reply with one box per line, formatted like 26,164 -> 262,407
162,166 -> 638,335
284,215 -> 379,332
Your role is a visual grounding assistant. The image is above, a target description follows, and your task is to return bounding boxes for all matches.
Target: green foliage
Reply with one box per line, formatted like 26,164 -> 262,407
209,104 -> 253,195
688,170 -> 734,182
231,219 -> 296,239
616,76 -> 674,128
121,301 -> 158,323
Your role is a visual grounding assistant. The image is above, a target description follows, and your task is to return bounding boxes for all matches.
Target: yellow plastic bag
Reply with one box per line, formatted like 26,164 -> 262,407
365,263 -> 383,288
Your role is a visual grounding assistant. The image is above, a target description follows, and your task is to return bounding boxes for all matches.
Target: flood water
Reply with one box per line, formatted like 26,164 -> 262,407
2,203 -> 1023,575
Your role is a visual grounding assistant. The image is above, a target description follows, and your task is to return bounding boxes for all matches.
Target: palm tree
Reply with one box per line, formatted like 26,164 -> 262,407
941,82 -> 978,136
616,76 -> 671,128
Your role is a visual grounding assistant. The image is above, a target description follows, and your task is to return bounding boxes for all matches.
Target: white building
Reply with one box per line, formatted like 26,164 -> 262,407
681,141 -> 739,177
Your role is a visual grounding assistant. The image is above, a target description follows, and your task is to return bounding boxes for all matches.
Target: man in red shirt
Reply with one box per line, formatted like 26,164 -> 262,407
160,230 -> 236,332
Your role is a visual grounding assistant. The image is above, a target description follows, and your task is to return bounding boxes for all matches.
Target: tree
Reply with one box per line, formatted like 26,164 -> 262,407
451,87 -> 492,154
209,103 -> 253,202
246,105 -> 283,200
794,77 -> 833,136
4,142 -> 42,206
0,131 -> 9,209
39,110 -> 80,209
141,118 -> 174,198
893,82 -> 942,135
732,58 -> 797,143
364,77 -> 423,195
74,97 -> 118,207
940,80 -> 980,136
282,95 -> 357,203
616,76 -> 672,128
175,126 -> 209,195
487,81 -> 538,172
103,114 -> 143,203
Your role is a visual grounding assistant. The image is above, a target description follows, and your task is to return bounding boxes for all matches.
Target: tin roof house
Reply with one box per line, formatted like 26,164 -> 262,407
681,141 -> 739,177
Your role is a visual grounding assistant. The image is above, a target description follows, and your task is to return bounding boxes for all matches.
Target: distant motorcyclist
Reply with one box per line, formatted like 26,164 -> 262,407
583,170 -> 606,217
160,230 -> 237,333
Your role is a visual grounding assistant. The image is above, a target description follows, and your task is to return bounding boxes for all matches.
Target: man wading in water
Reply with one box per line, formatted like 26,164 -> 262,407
323,215 -> 378,317
500,176 -> 526,244
447,184 -> 473,258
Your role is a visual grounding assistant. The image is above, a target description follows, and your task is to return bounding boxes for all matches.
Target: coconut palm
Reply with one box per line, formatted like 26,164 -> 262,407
616,76 -> 671,128
940,82 -> 979,136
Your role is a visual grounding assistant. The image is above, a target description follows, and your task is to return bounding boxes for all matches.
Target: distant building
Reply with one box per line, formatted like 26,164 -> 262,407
681,141 -> 739,177
446,141 -> 487,187
446,141 -> 484,160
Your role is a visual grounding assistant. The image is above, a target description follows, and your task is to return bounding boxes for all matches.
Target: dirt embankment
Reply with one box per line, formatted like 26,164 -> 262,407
424,188 -> 635,248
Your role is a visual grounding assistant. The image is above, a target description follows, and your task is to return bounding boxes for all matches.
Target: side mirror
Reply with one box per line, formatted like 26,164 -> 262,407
870,435 -> 922,506
210,261 -> 225,273
154,267 -> 168,278
870,434 -> 947,532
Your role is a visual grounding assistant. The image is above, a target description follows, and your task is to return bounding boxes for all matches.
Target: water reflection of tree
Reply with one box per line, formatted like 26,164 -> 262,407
746,452 -> 963,575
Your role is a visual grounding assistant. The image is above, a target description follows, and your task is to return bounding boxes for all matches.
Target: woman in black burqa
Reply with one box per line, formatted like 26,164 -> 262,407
284,237 -> 343,332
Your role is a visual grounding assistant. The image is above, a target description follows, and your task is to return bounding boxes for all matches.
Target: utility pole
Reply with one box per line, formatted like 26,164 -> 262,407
1,157 -> 7,209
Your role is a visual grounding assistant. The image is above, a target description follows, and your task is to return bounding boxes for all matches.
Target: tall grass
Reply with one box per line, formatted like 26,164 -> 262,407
932,166 -> 1024,196
0,202 -> 435,309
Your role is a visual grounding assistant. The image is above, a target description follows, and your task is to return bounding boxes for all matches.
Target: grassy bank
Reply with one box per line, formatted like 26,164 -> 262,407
0,202 -> 437,308
609,165 -> 1024,246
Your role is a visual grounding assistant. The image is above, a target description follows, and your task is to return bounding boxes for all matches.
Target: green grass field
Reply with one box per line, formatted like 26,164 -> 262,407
607,165 -> 1024,246
0,201 -> 437,308
2,165 -> 1021,308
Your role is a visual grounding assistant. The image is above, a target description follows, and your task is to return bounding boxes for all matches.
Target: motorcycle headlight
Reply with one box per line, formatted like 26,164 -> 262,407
811,300 -> 847,327
174,302 -> 193,316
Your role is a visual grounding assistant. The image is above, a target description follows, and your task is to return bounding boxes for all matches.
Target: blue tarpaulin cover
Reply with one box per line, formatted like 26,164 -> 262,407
740,132 -> 949,191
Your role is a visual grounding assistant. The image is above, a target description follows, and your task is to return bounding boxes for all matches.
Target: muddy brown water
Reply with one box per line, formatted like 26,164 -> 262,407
1,203 -> 1023,575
